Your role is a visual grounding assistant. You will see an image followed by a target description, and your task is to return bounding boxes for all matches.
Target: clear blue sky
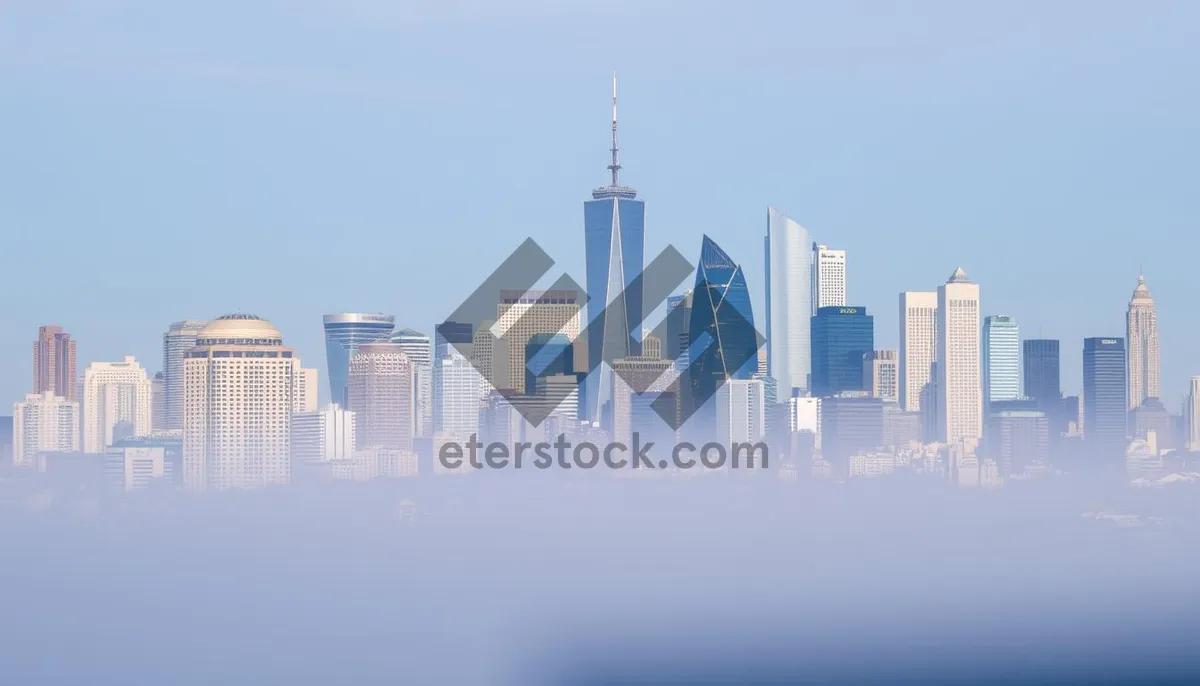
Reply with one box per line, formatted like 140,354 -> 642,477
2,1 -> 1198,408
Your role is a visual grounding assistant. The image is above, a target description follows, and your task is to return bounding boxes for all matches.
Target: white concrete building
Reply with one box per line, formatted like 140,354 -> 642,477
1187,377 -> 1200,452
899,291 -> 938,412
765,207 -> 813,394
294,366 -> 318,414
716,378 -> 765,445
434,347 -> 482,440
13,391 -> 79,465
82,356 -> 153,453
811,243 -> 847,314
864,349 -> 898,403
291,403 -> 356,464
105,445 -> 169,491
937,268 -> 982,451
1126,274 -> 1161,410
182,314 -> 303,491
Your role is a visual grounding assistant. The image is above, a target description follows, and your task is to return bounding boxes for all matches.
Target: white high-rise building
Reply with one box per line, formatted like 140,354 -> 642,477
105,445 -> 169,491
863,350 -> 898,403
294,366 -> 318,414
1187,377 -> 1200,452
82,356 -> 153,453
937,268 -> 982,450
765,207 -> 813,394
811,243 -> 847,314
291,403 -> 356,464
13,391 -> 80,464
162,320 -> 206,431
182,314 -> 302,491
899,291 -> 938,412
434,348 -> 482,440
982,315 -> 1020,409
348,343 -> 412,451
716,378 -> 766,445
1126,274 -> 1161,410
391,328 -> 433,439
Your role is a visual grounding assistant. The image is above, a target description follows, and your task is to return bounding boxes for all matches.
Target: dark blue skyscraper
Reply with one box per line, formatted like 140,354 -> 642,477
1083,337 -> 1127,459
810,306 -> 874,397
1023,339 -> 1061,405
583,75 -> 645,425
687,236 -> 758,414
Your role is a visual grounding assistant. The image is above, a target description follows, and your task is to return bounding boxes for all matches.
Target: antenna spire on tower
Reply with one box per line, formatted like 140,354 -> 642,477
608,71 -> 621,187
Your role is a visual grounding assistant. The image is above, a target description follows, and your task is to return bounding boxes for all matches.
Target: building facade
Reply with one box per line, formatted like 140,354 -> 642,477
1083,337 -> 1127,457
182,314 -> 302,491
33,325 -> 77,401
347,342 -> 413,452
898,291 -> 938,412
322,313 -> 396,407
937,268 -> 982,450
1023,339 -> 1061,408
82,356 -> 153,453
1126,275 -> 1161,410
434,347 -> 482,441
13,391 -> 80,465
291,403 -> 356,464
689,236 -> 758,417
716,378 -> 766,446
162,320 -> 206,431
982,315 -> 1021,409
811,243 -> 847,315
493,290 -> 582,396
810,306 -> 874,398
391,328 -> 433,438
863,350 -> 898,403
764,207 -> 812,395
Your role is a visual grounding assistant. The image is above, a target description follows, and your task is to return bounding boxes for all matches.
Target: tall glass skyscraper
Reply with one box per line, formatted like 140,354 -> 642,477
982,315 -> 1021,409
688,236 -> 758,416
764,207 -> 812,395
810,306 -> 874,397
162,320 -> 206,431
1083,337 -> 1127,458
322,313 -> 395,407
583,75 -> 644,425
1023,339 -> 1061,404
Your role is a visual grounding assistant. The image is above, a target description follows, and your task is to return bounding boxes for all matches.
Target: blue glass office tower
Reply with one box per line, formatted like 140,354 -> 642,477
583,75 -> 645,425
687,236 -> 758,415
1083,337 -> 1127,459
322,313 -> 395,406
525,333 -> 574,395
810,306 -> 874,397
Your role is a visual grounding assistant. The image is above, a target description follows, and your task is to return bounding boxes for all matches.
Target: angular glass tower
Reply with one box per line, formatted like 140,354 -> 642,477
687,236 -> 758,414
322,313 -> 395,407
583,75 -> 644,424
764,207 -> 813,395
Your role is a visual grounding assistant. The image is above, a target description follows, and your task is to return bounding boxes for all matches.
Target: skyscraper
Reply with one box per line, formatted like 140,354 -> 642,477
982,315 -> 1021,410
863,350 -> 898,403
525,333 -> 574,395
1187,377 -> 1200,452
13,391 -> 80,465
434,321 -> 473,362
494,290 -> 582,394
391,328 -> 433,439
811,244 -> 847,315
33,325 -> 76,400
322,313 -> 396,406
716,378 -> 766,446
182,314 -> 302,491
82,356 -> 153,453
937,268 -> 982,449
151,371 -> 166,432
898,291 -> 938,412
1083,337 -> 1127,457
665,293 -> 692,365
347,342 -> 413,452
611,356 -> 674,446
1023,339 -> 1061,406
764,207 -> 812,395
162,320 -> 206,431
1126,274 -> 1161,410
434,347 -> 482,440
689,236 -> 758,416
810,306 -> 874,397
583,74 -> 645,424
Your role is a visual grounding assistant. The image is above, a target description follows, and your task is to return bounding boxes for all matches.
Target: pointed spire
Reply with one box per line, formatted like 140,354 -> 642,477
608,71 -> 620,187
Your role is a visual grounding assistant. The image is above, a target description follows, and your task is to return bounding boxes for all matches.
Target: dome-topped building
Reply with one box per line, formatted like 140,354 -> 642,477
183,313 -> 316,491
196,313 -> 283,345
